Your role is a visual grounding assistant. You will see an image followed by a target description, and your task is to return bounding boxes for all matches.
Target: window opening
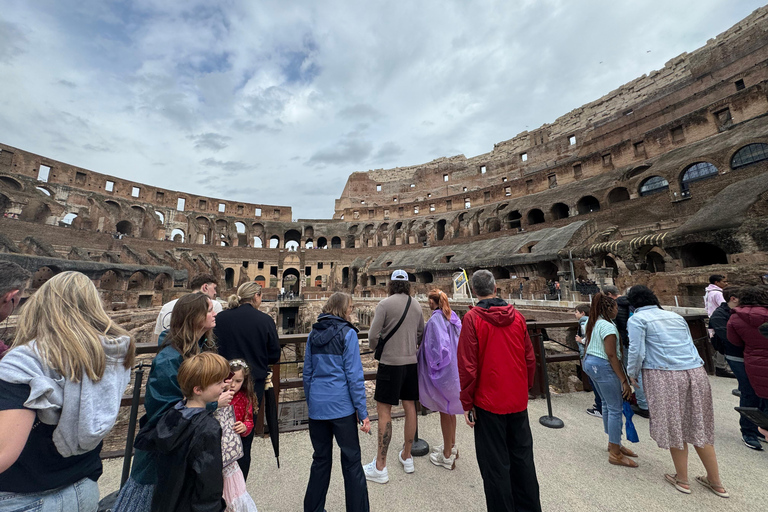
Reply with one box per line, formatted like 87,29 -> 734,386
38,165 -> 51,182
105,180 -> 114,192
132,187 -> 140,198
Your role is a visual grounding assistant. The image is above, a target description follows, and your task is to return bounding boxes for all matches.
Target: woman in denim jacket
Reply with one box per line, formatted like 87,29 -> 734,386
626,286 -> 728,498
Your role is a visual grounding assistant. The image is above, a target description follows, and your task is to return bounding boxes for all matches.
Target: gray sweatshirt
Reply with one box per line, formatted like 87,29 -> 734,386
0,336 -> 132,457
368,294 -> 425,366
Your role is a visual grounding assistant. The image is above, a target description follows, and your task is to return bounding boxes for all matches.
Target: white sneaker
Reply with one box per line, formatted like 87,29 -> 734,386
399,450 -> 415,474
363,458 -> 388,484
429,450 -> 456,470
431,444 -> 459,459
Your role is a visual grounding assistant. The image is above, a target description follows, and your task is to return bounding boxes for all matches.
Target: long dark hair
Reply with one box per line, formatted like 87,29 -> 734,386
167,292 -> 216,358
583,293 -> 616,353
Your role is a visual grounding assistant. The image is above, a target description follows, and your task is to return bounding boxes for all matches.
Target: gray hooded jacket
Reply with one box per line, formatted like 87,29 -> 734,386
0,335 -> 131,457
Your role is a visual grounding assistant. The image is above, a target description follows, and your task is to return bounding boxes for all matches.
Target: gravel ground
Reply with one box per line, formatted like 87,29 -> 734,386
99,375 -> 767,511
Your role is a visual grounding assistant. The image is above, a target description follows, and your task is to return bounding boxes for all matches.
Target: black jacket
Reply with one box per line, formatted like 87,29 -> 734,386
134,402 -> 225,512
214,303 -> 281,381
614,296 -> 631,346
710,302 -> 744,358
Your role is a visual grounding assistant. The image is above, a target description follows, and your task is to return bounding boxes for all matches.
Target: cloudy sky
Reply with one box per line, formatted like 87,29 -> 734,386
0,1 -> 762,219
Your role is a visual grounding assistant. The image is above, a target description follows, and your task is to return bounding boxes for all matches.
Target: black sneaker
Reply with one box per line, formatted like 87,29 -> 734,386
586,407 -> 602,418
732,389 -> 741,397
743,436 -> 763,451
631,404 -> 650,418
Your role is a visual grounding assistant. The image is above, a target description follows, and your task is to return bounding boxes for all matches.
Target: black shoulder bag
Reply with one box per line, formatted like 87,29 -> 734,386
374,296 -> 412,361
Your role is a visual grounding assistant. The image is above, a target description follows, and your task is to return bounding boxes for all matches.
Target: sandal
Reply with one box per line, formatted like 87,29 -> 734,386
695,476 -> 729,498
664,474 -> 691,494
608,453 -> 638,468
606,445 -> 638,457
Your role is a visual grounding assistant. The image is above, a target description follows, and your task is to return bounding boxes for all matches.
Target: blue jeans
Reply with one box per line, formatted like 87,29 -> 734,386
727,359 -> 761,438
622,347 -> 647,410
0,478 -> 99,512
584,355 -> 624,445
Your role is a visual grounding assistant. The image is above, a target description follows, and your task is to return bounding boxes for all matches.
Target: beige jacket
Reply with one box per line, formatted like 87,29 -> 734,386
368,293 -> 424,366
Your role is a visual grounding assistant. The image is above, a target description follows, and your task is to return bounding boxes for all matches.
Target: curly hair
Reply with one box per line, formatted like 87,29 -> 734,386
388,280 -> 411,296
627,285 -> 662,310
583,293 -> 617,353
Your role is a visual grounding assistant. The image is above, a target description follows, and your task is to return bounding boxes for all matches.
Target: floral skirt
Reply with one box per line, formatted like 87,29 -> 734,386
642,366 -> 715,450
223,462 -> 258,512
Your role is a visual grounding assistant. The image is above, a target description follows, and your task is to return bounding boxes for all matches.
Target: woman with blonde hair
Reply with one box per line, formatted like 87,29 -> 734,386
114,292 -> 232,512
418,289 -> 463,469
303,292 -> 370,512
215,280 -> 281,479
0,271 -> 135,510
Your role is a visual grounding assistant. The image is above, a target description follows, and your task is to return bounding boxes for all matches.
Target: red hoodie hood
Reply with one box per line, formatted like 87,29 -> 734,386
471,301 -> 517,327
732,305 -> 768,328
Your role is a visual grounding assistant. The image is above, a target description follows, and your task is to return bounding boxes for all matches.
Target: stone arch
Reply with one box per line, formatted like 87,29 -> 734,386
607,187 -> 630,204
551,203 -> 569,220
577,196 -> 600,214
31,266 -> 61,289
731,143 -> 768,169
317,236 -> 328,249
626,164 -> 652,179
127,271 -> 149,291
415,271 -> 433,283
99,270 -> 122,290
0,176 -> 22,190
35,186 -> 52,196
235,221 -> 247,246
436,219 -> 447,241
282,267 -> 300,293
485,217 -> 501,233
104,200 -> 121,214
376,223 -> 390,246
638,246 -> 668,273
171,228 -> 185,243
305,238 -> 314,249
679,162 -> 718,198
304,226 -> 314,238
536,261 -> 559,281
679,243 -> 728,268
490,266 -> 510,279
154,272 -> 172,290
285,229 -> 301,250
116,220 -> 133,236
269,235 -> 280,248
638,176 -> 669,196
342,267 -> 350,287
251,222 -> 265,247
155,211 -> 165,224
527,208 -> 545,225
131,205 -> 145,215
254,275 -> 266,287
506,210 -> 522,230
61,212 -> 78,227
331,236 -> 342,249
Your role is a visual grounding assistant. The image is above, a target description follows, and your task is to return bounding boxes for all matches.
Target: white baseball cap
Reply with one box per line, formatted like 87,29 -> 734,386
391,269 -> 409,281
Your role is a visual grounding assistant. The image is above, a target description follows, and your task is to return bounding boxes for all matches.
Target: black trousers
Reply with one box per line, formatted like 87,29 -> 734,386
474,407 -> 541,512
238,380 -> 265,480
304,413 -> 369,512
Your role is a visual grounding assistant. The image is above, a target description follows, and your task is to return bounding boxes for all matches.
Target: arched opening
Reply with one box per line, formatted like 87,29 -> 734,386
407,272 -> 416,283
61,213 -> 78,226
680,243 -> 728,268
536,261 -> 559,281
607,187 -> 630,204
551,203 -> 569,220
269,235 -> 280,249
645,251 -> 665,273
225,268 -> 235,289
314,276 -> 323,287
603,255 -> 619,282
254,275 -> 266,287
154,273 -> 172,290
253,236 -> 263,248
639,176 -> 669,196
171,228 -> 185,243
346,235 -> 356,249
282,268 -> 300,294
527,208 -> 545,225
36,186 -> 51,196
0,176 -> 22,190
436,219 -> 446,240
577,196 -> 600,214
415,271 -> 433,283
304,226 -> 314,238
506,210 -> 522,230
131,205 -> 145,215
486,218 -> 501,233
331,236 -> 342,249
680,162 -> 718,198
31,266 -> 60,289
155,211 -> 165,224
305,238 -> 314,249
731,143 -> 768,169
369,275 -> 377,286
317,237 -> 328,249
127,271 -> 148,291
235,222 -> 247,246
376,223 -> 389,247
104,200 -> 121,214
116,220 -> 133,236
284,229 -> 301,251
99,270 -> 121,290
342,267 -> 350,287
490,267 -> 510,279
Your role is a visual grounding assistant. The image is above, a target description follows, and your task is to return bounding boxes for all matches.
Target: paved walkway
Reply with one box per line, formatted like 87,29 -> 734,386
99,376 -> 767,511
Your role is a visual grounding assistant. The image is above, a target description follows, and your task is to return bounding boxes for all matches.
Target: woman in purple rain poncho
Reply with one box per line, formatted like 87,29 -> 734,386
418,289 -> 463,470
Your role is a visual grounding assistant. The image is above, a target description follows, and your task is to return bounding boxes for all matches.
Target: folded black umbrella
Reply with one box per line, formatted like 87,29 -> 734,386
263,371 -> 280,468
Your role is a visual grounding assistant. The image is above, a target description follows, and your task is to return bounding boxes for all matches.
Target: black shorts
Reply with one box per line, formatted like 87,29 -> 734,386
374,363 -> 419,405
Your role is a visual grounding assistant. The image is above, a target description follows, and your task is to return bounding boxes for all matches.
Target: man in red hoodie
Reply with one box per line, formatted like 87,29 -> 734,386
458,270 -> 540,512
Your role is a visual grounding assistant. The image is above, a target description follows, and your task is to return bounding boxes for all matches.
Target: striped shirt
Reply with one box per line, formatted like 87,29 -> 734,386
585,318 -> 621,361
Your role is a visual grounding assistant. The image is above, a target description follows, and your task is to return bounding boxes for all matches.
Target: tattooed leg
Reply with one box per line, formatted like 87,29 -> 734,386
376,401 -> 393,470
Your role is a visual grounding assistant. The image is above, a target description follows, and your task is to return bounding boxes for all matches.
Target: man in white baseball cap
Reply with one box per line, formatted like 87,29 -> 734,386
364,269 -> 424,483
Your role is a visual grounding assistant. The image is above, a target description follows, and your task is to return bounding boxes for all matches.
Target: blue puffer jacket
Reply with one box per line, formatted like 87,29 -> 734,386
303,314 -> 368,421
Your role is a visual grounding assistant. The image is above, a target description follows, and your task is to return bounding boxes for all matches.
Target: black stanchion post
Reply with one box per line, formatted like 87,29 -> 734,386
120,362 -> 145,488
536,332 -> 564,429
411,402 -> 429,456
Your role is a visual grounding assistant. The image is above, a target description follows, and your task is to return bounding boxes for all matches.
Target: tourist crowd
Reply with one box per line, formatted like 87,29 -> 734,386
0,260 -> 766,511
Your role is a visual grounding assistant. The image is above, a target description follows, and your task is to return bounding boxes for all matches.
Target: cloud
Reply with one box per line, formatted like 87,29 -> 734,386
338,103 -> 382,121
373,141 -> 404,162
199,157 -> 256,173
189,132 -> 232,151
0,20 -> 27,63
307,134 -> 373,166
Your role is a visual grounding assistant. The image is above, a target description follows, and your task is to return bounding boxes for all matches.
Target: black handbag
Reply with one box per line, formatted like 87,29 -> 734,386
374,296 -> 412,361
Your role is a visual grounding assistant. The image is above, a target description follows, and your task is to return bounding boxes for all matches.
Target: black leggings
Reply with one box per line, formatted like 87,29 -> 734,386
237,381 -> 265,480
